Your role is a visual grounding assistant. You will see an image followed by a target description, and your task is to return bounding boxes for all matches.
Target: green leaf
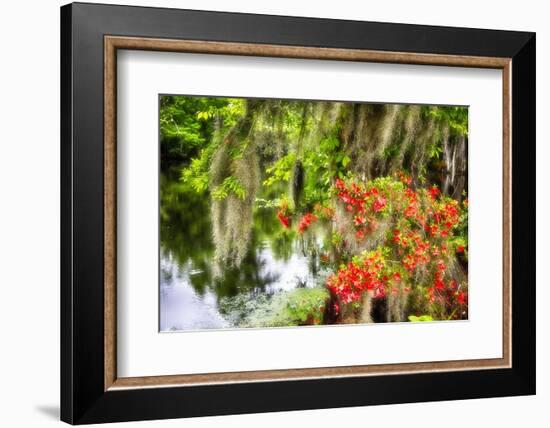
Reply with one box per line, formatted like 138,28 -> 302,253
408,315 -> 434,322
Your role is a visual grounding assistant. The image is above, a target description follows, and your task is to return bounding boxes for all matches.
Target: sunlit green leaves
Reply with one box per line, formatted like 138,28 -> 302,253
180,155 -> 210,193
427,142 -> 443,159
341,155 -> 351,167
263,153 -> 296,186
408,315 -> 434,322
160,95 -> 246,162
426,106 -> 469,136
211,176 -> 247,200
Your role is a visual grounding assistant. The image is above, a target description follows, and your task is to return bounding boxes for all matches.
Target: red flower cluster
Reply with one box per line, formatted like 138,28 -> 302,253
373,196 -> 387,212
428,200 -> 460,238
276,200 -> 291,228
429,185 -> 441,199
403,188 -> 424,224
329,176 -> 468,319
327,251 -> 389,303
277,210 -> 291,228
297,212 -> 318,234
393,230 -> 432,271
397,171 -> 413,186
276,201 -> 327,234
335,178 -> 389,239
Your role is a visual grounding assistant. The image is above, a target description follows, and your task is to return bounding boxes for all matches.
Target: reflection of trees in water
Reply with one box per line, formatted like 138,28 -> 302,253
160,170 -> 300,302
160,173 -> 214,269
267,231 -> 295,262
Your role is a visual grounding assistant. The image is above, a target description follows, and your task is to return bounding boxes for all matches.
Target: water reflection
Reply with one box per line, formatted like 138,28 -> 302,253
159,170 -> 326,331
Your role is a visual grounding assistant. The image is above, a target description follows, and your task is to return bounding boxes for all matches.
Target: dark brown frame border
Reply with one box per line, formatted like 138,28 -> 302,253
104,35 -> 512,391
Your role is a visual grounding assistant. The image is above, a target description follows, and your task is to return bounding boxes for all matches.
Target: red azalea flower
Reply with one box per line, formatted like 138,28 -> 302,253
429,186 -> 441,199
297,212 -> 318,233
276,210 -> 291,228
354,215 -> 366,226
372,196 -> 387,212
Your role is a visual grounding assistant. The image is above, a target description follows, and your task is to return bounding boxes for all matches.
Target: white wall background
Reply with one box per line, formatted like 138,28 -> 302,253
0,0 -> 545,426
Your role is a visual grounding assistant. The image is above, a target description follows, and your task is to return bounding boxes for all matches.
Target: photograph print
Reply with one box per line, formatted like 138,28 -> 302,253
159,95 -> 469,332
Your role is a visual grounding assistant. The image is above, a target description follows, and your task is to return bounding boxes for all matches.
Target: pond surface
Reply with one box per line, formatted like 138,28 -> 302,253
159,170 -> 327,332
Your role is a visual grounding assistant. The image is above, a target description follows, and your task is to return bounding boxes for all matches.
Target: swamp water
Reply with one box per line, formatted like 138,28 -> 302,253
159,171 -> 330,331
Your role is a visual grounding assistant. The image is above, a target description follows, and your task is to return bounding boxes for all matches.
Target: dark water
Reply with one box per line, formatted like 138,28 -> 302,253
159,171 -> 326,332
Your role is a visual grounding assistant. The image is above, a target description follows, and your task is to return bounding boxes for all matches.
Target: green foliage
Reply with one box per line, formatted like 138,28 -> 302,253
331,231 -> 344,246
427,142 -> 443,159
283,288 -> 330,324
382,141 -> 400,160
452,197 -> 469,259
160,95 -> 245,162
211,176 -> 247,200
180,152 -> 211,194
408,315 -> 434,322
301,133 -> 347,205
263,153 -> 296,186
426,106 -> 469,136
246,287 -> 330,327
160,97 -> 206,145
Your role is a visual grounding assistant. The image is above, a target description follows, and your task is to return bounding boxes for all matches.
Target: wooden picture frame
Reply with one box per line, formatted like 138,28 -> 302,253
61,2 -> 535,424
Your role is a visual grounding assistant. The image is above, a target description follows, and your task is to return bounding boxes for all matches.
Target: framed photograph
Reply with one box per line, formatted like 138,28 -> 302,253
60,2 -> 535,424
